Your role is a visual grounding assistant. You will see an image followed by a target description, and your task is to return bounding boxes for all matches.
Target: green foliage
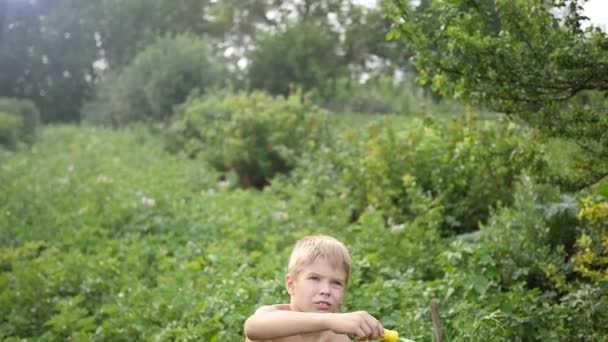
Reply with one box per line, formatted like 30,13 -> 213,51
85,0 -> 222,68
574,197 -> 608,282
1,123 -> 607,340
430,178 -> 607,340
326,76 -> 421,114
0,112 -> 23,149
82,34 -> 226,126
1,0 -> 237,123
0,125 -> 318,340
387,0 -> 608,185
0,97 -> 40,144
248,22 -> 347,100
283,114 -> 548,235
1,0 -> 411,124
326,76 -> 463,115
474,178 -> 564,290
0,1 -> 97,123
343,6 -> 411,76
167,91 -> 329,188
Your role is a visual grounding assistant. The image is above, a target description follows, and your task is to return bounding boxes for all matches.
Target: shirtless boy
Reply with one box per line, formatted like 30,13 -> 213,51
244,235 -> 385,341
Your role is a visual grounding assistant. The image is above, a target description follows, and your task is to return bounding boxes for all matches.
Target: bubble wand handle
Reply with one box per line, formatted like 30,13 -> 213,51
382,329 -> 399,342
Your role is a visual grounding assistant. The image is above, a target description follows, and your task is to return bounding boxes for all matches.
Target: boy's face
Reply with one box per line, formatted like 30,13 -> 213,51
286,258 -> 347,313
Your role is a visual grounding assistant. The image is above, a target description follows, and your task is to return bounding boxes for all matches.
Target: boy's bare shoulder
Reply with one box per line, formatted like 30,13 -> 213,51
254,303 -> 291,314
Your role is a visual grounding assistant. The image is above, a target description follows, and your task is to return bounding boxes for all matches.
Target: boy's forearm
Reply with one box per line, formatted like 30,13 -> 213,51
244,311 -> 330,340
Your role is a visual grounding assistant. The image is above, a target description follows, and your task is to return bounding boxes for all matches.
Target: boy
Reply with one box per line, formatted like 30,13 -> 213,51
244,235 -> 385,341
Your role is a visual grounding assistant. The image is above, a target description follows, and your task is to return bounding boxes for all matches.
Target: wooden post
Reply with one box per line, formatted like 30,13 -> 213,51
430,299 -> 443,342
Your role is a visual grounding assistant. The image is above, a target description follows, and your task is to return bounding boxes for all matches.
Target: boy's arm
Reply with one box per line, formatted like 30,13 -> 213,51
244,307 -> 329,341
244,307 -> 384,341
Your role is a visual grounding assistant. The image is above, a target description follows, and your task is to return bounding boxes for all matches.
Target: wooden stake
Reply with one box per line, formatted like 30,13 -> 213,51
430,299 -> 443,342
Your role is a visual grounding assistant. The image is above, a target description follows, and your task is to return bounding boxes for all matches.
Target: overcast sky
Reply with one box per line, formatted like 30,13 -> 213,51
583,0 -> 608,29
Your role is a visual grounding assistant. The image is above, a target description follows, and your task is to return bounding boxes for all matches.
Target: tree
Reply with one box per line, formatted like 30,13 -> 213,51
387,0 -> 608,187
0,0 -> 97,122
0,0 -> 407,122
343,5 -> 412,77
248,22 -> 347,99
0,0 -> 222,122
90,0 -> 220,69
82,34 -> 226,126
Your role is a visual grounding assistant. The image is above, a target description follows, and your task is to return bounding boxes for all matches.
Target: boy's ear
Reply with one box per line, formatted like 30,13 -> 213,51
285,273 -> 295,295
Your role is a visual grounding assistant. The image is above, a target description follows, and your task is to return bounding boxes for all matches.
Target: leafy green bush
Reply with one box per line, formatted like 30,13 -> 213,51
282,114 -> 548,235
167,91 -> 329,188
0,112 -> 23,148
0,125 -> 309,340
420,178 -> 607,341
0,97 -> 40,144
574,197 -> 608,283
82,34 -> 226,126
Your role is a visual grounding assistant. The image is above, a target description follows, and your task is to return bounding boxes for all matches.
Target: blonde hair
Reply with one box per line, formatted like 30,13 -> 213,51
288,235 -> 351,283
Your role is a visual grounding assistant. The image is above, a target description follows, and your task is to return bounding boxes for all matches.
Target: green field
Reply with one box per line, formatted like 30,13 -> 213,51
1,115 -> 606,341
2,1 -> 607,340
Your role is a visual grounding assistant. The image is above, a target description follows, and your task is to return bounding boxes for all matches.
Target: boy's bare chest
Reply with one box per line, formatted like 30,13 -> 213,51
247,331 -> 349,342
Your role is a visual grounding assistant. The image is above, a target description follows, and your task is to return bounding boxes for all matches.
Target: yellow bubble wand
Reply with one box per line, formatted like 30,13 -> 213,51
382,328 -> 416,342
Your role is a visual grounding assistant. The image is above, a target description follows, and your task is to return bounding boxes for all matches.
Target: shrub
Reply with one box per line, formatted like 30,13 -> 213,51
430,178 -> 608,340
574,197 -> 608,283
82,34 -> 226,126
0,97 -> 40,144
167,91 -> 329,188
0,112 -> 23,148
286,114 -> 548,235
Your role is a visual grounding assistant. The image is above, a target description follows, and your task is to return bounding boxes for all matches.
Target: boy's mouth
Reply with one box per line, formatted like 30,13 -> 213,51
314,301 -> 331,310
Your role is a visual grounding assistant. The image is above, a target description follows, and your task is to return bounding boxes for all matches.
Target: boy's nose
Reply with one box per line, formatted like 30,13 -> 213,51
319,282 -> 330,295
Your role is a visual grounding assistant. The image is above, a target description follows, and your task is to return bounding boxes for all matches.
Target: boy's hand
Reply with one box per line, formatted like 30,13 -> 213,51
327,311 -> 384,340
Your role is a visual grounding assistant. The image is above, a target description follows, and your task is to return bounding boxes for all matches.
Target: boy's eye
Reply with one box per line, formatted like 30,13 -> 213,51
331,281 -> 343,287
309,276 -> 319,281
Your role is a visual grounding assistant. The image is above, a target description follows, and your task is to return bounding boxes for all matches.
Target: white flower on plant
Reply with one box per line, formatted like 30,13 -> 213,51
272,211 -> 289,221
96,175 -> 112,184
70,207 -> 87,217
67,164 -> 75,172
57,177 -> 69,185
390,223 -> 405,234
387,217 -> 405,234
141,196 -> 156,207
